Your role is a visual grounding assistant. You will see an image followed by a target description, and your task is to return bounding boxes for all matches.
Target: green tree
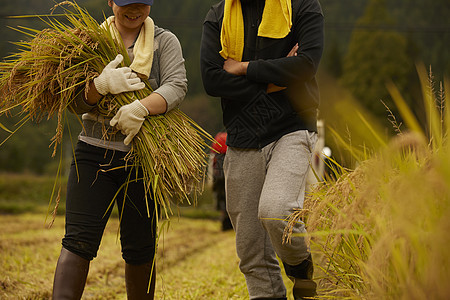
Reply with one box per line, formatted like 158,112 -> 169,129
389,0 -> 450,79
340,0 -> 412,120
323,38 -> 343,78
0,112 -> 80,174
0,0 -> 110,59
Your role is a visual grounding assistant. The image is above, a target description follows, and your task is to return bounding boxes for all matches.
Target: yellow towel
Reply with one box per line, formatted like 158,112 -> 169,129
220,0 -> 292,61
102,16 -> 155,79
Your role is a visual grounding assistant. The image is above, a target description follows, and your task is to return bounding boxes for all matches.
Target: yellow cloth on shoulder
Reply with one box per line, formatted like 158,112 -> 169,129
220,0 -> 292,61
101,16 -> 155,79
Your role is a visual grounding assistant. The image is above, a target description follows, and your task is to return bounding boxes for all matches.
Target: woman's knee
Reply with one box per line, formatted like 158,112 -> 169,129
122,243 -> 156,265
61,238 -> 98,261
120,221 -> 156,265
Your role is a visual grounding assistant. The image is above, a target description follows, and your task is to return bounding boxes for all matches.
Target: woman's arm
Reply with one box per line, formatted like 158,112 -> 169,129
144,31 -> 187,114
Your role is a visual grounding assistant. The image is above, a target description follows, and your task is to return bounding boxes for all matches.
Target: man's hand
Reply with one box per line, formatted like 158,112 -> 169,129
267,83 -> 287,94
110,99 -> 149,145
223,58 -> 249,76
287,43 -> 299,57
94,54 -> 145,95
222,44 -> 299,93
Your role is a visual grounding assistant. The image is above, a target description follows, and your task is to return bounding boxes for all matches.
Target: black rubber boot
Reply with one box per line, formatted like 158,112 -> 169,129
283,254 -> 317,300
52,248 -> 90,300
125,262 -> 156,300
292,279 -> 317,300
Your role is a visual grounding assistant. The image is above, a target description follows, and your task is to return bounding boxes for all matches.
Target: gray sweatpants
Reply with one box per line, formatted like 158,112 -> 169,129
224,130 -> 317,299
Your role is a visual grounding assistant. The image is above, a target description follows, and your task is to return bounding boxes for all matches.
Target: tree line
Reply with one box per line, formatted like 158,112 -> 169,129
0,0 -> 449,173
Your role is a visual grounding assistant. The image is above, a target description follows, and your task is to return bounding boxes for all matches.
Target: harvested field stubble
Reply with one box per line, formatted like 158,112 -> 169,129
0,214 -> 253,299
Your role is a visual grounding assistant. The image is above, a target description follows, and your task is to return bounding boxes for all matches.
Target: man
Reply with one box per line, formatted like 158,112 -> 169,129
200,0 -> 323,299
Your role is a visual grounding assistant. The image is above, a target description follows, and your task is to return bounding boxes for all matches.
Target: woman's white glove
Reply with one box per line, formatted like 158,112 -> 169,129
94,54 -> 145,95
110,100 -> 149,145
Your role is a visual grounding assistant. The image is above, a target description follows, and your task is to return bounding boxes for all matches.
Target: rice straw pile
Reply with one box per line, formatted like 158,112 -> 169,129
0,1 -> 212,217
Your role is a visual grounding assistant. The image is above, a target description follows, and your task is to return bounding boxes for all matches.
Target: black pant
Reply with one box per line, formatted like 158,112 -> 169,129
62,141 -> 156,265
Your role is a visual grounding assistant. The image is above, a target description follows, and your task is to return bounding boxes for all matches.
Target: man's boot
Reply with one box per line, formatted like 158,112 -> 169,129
283,254 -> 317,300
52,248 -> 90,300
125,262 -> 156,300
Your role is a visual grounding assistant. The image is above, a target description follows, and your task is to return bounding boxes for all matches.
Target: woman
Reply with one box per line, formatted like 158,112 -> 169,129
51,0 -> 187,299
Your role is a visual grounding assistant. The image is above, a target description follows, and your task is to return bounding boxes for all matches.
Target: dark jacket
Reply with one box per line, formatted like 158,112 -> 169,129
200,0 -> 324,149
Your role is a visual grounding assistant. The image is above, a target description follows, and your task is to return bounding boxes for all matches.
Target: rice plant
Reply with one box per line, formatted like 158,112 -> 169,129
286,65 -> 450,299
0,1 -> 212,219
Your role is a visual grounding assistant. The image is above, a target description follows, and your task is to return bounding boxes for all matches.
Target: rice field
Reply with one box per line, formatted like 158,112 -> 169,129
0,172 -> 294,300
0,7 -> 448,295
2,69 -> 449,299
0,213 -> 253,299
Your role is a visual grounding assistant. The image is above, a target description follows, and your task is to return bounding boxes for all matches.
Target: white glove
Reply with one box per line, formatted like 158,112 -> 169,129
93,54 -> 145,95
110,100 -> 149,145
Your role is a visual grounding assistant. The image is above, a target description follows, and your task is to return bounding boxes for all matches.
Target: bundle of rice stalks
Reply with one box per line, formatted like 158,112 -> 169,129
0,1 -> 212,218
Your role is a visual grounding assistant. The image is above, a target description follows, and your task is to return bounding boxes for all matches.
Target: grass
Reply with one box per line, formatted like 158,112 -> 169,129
0,173 -> 241,298
0,172 -> 66,214
0,213 -> 292,299
0,172 -> 298,299
0,171 -> 221,217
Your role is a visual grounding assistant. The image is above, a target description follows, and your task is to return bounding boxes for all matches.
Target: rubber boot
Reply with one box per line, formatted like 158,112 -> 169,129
52,247 -> 90,300
292,278 -> 317,300
125,262 -> 156,300
283,254 -> 317,300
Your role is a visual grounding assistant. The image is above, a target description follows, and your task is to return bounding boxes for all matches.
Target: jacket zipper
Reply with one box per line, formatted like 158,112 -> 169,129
254,0 -> 263,60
